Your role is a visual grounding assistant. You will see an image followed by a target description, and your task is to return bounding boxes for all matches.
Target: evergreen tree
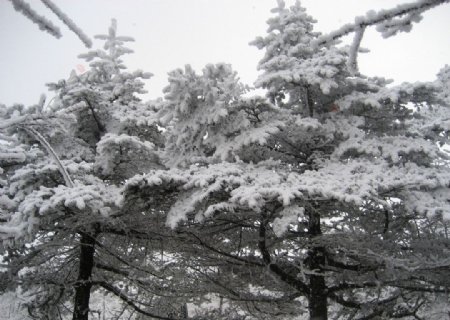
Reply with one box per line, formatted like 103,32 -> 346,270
1,1 -> 449,320
124,1 -> 450,319
160,63 -> 280,167
0,20 -> 177,320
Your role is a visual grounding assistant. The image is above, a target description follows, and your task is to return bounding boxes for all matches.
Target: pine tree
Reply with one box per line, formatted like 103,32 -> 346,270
2,1 -> 449,320
123,1 -> 450,319
159,63 -> 281,167
0,20 -> 174,320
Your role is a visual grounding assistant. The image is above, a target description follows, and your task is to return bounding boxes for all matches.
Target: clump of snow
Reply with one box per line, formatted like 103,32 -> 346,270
273,205 -> 304,237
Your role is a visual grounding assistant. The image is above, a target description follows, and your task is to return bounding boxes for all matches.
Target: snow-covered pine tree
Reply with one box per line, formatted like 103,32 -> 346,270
250,0 -> 354,116
0,20 -> 178,320
159,62 -> 282,167
123,1 -> 450,319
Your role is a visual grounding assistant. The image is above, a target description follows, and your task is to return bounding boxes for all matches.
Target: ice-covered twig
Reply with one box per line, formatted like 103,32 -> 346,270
8,0 -> 61,38
347,26 -> 366,75
314,0 -> 449,47
40,0 -> 92,48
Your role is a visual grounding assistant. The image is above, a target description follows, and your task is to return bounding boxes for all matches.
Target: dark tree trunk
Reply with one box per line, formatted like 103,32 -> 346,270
307,206 -> 328,320
309,246 -> 327,320
72,232 -> 96,320
306,85 -> 315,117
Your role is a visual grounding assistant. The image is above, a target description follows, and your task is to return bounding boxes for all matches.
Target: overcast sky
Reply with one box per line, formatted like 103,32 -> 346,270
1,0 -> 449,106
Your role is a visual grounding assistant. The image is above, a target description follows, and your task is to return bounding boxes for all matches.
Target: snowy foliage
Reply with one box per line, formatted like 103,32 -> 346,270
123,1 -> 450,318
251,0 -> 349,106
2,1 -> 450,319
159,63 -> 283,166
0,20 -> 171,319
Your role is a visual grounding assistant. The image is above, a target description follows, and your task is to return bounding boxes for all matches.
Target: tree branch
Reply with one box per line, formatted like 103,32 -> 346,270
96,281 -> 180,320
315,0 -> 450,47
20,126 -> 74,187
258,216 -> 310,295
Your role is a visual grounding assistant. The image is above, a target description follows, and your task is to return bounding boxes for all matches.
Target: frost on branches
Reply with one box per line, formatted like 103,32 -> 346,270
159,63 -> 283,167
2,1 -> 450,320
0,20 -> 187,320
124,1 -> 450,319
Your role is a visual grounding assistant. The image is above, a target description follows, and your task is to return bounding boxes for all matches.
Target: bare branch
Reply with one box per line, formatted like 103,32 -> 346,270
96,281 -> 180,320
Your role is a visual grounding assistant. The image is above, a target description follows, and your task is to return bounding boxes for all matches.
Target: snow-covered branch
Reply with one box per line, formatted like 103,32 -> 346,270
314,0 -> 450,47
8,0 -> 92,48
8,0 -> 61,39
40,0 -> 92,48
20,126 -> 74,188
347,26 -> 365,75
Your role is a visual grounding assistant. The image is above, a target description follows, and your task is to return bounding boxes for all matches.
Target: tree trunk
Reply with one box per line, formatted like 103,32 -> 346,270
307,206 -> 328,320
306,85 -> 315,117
73,232 -> 96,320
309,246 -> 327,320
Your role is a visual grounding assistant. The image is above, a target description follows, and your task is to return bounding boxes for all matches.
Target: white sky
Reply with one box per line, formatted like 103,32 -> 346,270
1,0 -> 449,106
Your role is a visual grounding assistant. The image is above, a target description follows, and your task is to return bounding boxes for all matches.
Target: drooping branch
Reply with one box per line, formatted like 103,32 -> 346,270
8,0 -> 61,38
20,126 -> 74,187
40,0 -> 92,48
8,0 -> 92,48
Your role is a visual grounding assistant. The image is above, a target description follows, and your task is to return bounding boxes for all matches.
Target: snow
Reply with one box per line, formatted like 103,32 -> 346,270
95,133 -> 156,175
0,150 -> 26,163
333,135 -> 441,163
126,150 -> 450,230
2,3 -> 450,318
404,189 -> 450,219
0,114 -> 30,129
0,291 -> 33,320
273,205 -> 304,237
160,63 -> 281,167
255,46 -> 348,94
347,26 -> 366,75
0,181 -> 121,240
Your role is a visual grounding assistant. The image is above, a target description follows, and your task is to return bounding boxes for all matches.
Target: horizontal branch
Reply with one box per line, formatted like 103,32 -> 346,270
315,0 -> 450,47
183,230 -> 265,267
